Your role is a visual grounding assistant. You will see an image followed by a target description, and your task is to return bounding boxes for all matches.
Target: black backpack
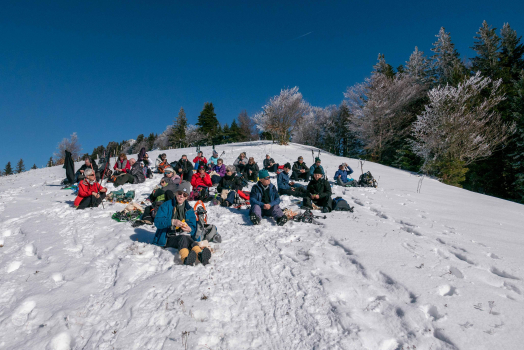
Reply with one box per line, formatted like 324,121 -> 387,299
358,171 -> 377,188
332,197 -> 354,212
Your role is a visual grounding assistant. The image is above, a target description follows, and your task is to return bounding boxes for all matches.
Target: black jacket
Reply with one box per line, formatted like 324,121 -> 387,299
130,162 -> 146,184
292,161 -> 309,173
174,159 -> 193,174
263,158 -> 276,168
306,177 -> 332,199
244,162 -> 259,176
77,160 -> 99,174
217,174 -> 244,192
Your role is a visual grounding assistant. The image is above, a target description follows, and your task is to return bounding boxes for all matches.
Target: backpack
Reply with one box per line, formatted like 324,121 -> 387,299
194,202 -> 221,243
157,160 -> 168,173
358,171 -> 377,188
332,197 -> 354,212
189,186 -> 210,201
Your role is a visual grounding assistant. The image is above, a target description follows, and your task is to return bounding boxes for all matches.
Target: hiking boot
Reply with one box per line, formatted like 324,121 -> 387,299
198,247 -> 212,266
220,200 -> 230,207
131,220 -> 145,228
321,207 -> 331,213
277,215 -> 288,226
250,214 -> 261,225
183,250 -> 197,266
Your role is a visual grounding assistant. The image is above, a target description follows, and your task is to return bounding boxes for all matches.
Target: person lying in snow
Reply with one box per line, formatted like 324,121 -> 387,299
74,168 -> 107,209
113,158 -> 146,187
244,157 -> 260,182
291,156 -> 310,182
233,152 -> 248,174
263,154 -> 279,173
153,181 -> 212,266
155,153 -> 169,174
303,167 -> 333,213
277,163 -> 307,198
216,165 -> 245,207
334,163 -> 355,187
75,157 -> 99,183
173,155 -> 193,181
249,169 -> 288,226
309,157 -> 325,177
113,153 -> 131,175
209,158 -> 226,184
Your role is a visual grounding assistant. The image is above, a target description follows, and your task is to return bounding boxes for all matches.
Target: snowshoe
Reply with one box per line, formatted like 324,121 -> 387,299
277,215 -> 288,226
198,247 -> 212,266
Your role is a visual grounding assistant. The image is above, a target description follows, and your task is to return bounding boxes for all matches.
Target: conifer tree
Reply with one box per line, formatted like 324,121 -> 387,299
405,47 -> 432,84
229,119 -> 242,142
431,27 -> 466,86
169,107 -> 188,148
47,157 -> 54,167
373,54 -> 395,78
15,159 -> 25,173
196,102 -> 219,138
4,161 -> 13,175
471,21 -> 501,79
31,164 -> 37,170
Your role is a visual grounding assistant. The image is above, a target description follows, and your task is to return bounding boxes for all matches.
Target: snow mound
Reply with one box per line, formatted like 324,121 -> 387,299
0,141 -> 523,349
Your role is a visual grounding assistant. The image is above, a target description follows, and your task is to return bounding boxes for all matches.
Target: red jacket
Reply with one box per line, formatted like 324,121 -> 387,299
193,156 -> 208,164
114,159 -> 131,172
191,172 -> 212,188
74,180 -> 105,206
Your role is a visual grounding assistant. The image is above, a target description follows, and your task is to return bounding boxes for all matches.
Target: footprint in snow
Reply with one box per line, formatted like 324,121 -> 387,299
490,267 -> 520,280
11,300 -> 36,326
6,261 -> 22,273
438,284 -> 458,296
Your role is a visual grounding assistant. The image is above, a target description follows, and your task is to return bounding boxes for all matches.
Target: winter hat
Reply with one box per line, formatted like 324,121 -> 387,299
164,166 -> 174,173
258,169 -> 270,179
315,157 -> 321,163
313,167 -> 323,175
198,164 -> 206,170
213,150 -> 218,156
298,156 -> 303,160
284,162 -> 291,169
226,165 -> 236,173
176,181 -> 191,194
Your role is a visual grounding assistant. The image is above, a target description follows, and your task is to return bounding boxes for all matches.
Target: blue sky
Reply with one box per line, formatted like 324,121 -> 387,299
1,0 -> 523,169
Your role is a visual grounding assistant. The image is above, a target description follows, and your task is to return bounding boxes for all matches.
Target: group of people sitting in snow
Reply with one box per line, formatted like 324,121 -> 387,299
72,149 -> 355,266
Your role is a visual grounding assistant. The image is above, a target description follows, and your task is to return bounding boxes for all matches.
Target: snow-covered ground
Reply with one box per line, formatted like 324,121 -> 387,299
0,141 -> 523,350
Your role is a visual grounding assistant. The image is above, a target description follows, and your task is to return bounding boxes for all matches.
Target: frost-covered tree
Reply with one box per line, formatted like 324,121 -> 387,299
169,107 -> 188,148
54,132 -> 81,163
15,159 -> 25,173
154,125 -> 173,150
253,87 -> 310,144
184,124 -> 207,146
373,54 -> 395,78
405,47 -> 432,84
344,73 -> 426,161
471,21 -> 501,78
411,72 -> 514,186
4,161 -> 13,175
431,27 -> 466,86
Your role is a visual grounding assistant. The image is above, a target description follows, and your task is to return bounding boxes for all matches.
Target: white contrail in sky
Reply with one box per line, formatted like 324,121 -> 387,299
292,31 -> 313,40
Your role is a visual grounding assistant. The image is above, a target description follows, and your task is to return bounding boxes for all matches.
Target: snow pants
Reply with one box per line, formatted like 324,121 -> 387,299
265,164 -> 279,172
303,196 -> 333,211
250,203 -> 284,220
291,171 -> 310,182
279,187 -> 308,198
77,192 -> 106,210
113,173 -> 134,187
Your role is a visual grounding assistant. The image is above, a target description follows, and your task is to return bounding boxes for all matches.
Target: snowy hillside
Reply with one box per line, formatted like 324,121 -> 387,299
1,141 -> 523,350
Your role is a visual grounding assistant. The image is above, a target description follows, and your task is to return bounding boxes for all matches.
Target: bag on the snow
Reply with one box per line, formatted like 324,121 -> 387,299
125,190 -> 135,201
358,171 -> 377,188
194,202 -> 221,243
332,197 -> 354,212
111,209 -> 142,222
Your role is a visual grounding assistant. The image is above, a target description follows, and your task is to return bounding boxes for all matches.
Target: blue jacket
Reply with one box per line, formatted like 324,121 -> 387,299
277,171 -> 291,191
250,182 -> 280,208
152,200 -> 197,246
334,167 -> 354,183
310,164 -> 325,176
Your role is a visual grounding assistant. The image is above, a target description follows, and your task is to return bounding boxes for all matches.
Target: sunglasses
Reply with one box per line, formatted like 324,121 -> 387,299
176,191 -> 189,198
87,174 -> 96,177
262,177 -> 270,180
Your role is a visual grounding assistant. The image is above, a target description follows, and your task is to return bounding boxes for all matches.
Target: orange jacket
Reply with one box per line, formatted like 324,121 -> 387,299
74,180 -> 105,206
191,172 -> 212,188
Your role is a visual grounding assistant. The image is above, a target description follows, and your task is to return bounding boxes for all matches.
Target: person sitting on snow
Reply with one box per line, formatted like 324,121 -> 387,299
291,156 -> 310,182
244,157 -> 260,182
193,151 -> 207,170
190,164 -> 213,200
155,153 -> 169,174
303,167 -> 333,213
233,152 -> 248,174
142,153 -> 154,179
334,163 -> 355,187
74,168 -> 107,209
75,157 -> 99,183
216,165 -> 244,207
208,150 -> 219,168
113,153 -> 131,175
277,163 -> 308,198
210,158 -> 226,184
249,169 -> 288,226
173,154 -> 193,181
152,181 -> 212,266
137,167 -> 180,225
309,157 -> 325,178
113,158 -> 146,187
263,154 -> 279,173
